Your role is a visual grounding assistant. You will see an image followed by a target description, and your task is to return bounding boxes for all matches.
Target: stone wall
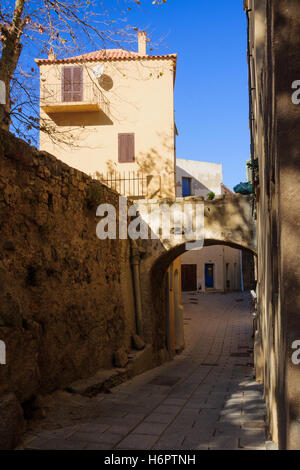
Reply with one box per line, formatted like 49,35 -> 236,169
245,0 -> 300,449
0,129 -> 137,406
242,250 -> 255,292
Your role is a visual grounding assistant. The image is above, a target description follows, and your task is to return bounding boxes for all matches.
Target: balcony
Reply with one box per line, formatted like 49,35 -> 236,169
40,82 -> 109,114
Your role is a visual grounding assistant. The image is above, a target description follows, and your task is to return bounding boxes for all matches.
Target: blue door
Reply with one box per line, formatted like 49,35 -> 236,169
205,264 -> 214,288
182,177 -> 191,197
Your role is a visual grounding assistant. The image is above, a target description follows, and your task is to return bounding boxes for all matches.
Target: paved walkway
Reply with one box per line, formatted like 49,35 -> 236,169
23,292 -> 267,450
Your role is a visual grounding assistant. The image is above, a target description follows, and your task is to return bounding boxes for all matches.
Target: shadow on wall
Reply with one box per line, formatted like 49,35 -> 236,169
48,110 -> 113,127
254,3 -> 300,450
176,165 -> 211,197
136,131 -> 175,175
102,149 -> 172,196
99,74 -> 114,92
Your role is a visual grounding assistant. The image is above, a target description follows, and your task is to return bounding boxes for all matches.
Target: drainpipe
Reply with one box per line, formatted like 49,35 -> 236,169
246,6 -> 256,216
165,271 -> 171,353
246,7 -> 254,176
131,240 -> 144,337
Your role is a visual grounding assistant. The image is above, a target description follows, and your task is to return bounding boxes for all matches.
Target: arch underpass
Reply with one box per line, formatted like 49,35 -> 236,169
132,194 -> 256,362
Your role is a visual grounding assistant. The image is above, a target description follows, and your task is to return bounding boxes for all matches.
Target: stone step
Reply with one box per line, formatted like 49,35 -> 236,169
66,345 -> 153,397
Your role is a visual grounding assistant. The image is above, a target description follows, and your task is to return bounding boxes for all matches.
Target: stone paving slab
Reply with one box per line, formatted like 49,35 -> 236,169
115,434 -> 158,450
23,292 -> 268,451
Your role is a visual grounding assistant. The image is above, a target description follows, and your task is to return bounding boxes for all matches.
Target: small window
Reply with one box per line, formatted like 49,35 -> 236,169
182,177 -> 192,197
62,66 -> 83,102
118,133 -> 135,163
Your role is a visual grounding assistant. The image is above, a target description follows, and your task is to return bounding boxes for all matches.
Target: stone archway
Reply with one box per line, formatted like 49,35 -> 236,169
174,269 -> 184,352
130,194 -> 256,366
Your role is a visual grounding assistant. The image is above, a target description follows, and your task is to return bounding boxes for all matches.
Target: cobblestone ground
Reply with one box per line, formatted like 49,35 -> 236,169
23,292 -> 267,450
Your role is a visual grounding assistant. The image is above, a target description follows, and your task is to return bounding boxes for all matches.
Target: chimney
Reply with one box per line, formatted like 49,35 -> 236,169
138,31 -> 147,56
47,47 -> 57,60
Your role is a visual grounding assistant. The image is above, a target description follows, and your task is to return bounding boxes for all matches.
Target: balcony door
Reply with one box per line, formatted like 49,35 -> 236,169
62,66 -> 83,102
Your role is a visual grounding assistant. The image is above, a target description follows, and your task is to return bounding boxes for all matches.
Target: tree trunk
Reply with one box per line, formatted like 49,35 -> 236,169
0,45 -> 22,131
0,0 -> 25,130
0,76 -> 12,132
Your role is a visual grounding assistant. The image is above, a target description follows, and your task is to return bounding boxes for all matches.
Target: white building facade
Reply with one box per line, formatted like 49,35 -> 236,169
176,159 -> 223,198
177,159 -> 243,293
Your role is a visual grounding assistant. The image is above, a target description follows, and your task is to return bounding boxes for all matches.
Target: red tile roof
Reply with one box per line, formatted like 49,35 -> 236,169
35,49 -> 177,65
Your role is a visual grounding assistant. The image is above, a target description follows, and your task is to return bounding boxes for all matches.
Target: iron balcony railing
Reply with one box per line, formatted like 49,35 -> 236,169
41,82 -> 110,114
96,171 -> 148,199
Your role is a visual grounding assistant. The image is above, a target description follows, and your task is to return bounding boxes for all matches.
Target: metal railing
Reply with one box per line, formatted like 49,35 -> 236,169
41,82 -> 110,114
96,171 -> 147,198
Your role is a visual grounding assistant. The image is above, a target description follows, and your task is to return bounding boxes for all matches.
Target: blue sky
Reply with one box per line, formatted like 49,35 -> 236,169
122,0 -> 250,190
15,0 -> 249,190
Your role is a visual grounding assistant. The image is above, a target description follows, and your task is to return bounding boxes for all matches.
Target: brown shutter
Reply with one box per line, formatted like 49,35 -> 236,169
62,67 -> 72,102
118,133 -> 135,163
72,66 -> 83,101
62,66 -> 83,102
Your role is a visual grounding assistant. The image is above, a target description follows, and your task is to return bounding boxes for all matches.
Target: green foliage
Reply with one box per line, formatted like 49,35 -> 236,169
207,192 -> 215,201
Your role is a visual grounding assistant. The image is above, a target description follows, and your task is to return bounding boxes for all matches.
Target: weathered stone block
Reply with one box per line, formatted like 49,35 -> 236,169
0,292 -> 22,328
0,393 -> 25,450
132,334 -> 145,351
2,240 -> 15,251
114,349 -> 128,368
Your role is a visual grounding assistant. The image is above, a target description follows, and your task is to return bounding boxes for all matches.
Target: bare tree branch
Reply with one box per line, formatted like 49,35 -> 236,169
0,0 -> 153,145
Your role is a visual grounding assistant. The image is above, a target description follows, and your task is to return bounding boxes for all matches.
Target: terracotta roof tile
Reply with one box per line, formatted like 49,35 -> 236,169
35,48 -> 177,65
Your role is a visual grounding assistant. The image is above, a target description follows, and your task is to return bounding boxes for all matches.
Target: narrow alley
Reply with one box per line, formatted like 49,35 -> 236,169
22,293 -> 267,451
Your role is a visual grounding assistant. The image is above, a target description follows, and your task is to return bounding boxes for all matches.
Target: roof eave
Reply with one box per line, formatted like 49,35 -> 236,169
35,54 -> 177,66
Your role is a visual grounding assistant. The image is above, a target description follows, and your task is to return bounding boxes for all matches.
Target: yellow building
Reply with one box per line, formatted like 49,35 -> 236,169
36,31 -> 177,200
36,32 -> 183,356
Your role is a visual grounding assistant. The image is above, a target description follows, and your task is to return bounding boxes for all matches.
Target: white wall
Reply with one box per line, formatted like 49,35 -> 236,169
177,159 -> 241,293
181,245 -> 242,293
176,159 -> 223,198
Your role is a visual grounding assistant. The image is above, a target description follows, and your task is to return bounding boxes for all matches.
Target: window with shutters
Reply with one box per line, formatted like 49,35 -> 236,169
118,133 -> 135,163
62,66 -> 83,102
